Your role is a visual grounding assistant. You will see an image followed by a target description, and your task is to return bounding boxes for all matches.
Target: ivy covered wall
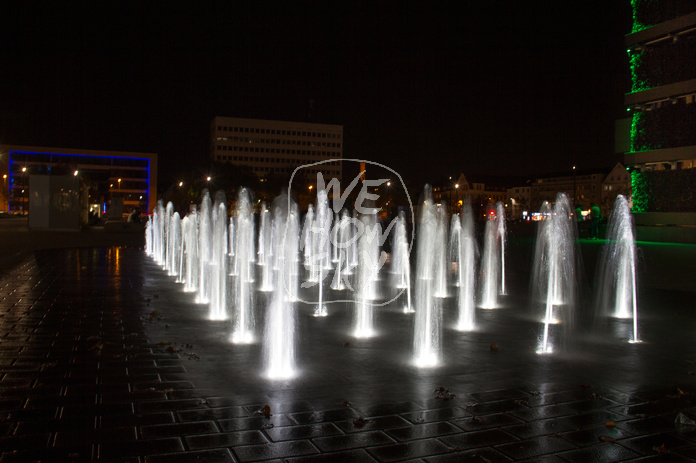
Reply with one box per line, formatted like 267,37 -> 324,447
631,0 -> 696,32
630,104 -> 696,152
631,169 -> 696,212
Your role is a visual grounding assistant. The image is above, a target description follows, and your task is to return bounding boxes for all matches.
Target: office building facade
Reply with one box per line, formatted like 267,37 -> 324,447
210,117 -> 343,181
623,3 -> 696,171
0,145 -> 157,216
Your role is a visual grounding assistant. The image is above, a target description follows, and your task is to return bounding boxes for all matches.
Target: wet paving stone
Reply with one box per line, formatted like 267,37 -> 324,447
386,421 -> 462,442
284,448 -> 378,462
312,430 -> 395,452
185,430 -> 268,449
232,440 -> 320,462
217,414 -> 295,432
556,442 -> 641,462
265,422 -> 343,441
366,438 -> 452,462
618,431 -> 693,456
426,447 -> 514,463
139,420 -> 218,439
494,435 -> 578,460
1,245 -> 696,461
335,414 -> 413,433
144,448 -> 235,463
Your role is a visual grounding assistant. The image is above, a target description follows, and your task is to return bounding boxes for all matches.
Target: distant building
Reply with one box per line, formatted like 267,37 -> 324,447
621,4 -> 696,171
210,117 -> 343,181
508,163 -> 631,217
506,184 -> 532,220
0,145 -> 157,217
432,173 -> 509,218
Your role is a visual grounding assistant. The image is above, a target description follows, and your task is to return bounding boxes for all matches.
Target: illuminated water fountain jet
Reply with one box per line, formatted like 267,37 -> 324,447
531,193 -> 577,354
595,195 -> 641,343
197,192 -> 212,304
454,203 -> 477,331
263,194 -> 300,379
413,186 -> 442,367
230,189 -> 256,343
208,193 -> 228,321
479,202 -> 505,308
391,212 -> 412,313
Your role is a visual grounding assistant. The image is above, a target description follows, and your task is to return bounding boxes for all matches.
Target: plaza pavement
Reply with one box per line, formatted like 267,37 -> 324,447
1,217 -> 696,462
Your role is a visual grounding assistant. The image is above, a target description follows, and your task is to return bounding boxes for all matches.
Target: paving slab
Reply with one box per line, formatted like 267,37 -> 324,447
0,239 -> 695,462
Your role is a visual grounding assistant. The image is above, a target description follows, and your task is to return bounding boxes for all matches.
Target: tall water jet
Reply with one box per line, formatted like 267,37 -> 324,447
167,212 -> 182,278
595,195 -> 641,343
531,193 -> 578,353
330,210 -> 351,291
263,194 -> 299,379
153,201 -> 165,266
433,205 -> 449,298
258,203 -> 275,292
331,212 -> 340,263
302,205 -> 317,281
346,210 -> 359,273
479,202 -> 505,308
413,185 -> 443,367
496,202 -> 507,295
391,212 -> 412,313
313,190 -> 333,316
164,202 -> 175,273
208,194 -> 228,321
197,192 -> 213,304
181,213 -> 199,292
230,189 -> 256,343
353,211 -> 383,337
454,203 -> 477,331
145,215 -> 154,257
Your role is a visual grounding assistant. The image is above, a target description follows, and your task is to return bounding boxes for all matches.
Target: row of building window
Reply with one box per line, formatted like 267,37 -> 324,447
216,137 -> 341,149
216,145 -> 340,156
534,185 -> 597,192
252,166 -> 340,176
216,126 -> 341,139
216,155 -> 341,167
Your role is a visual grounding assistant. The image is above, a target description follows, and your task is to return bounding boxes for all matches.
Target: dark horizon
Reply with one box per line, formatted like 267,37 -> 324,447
1,1 -> 632,191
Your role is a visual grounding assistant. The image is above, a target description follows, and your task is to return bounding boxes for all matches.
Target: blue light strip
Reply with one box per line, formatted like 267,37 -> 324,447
7,150 -> 152,212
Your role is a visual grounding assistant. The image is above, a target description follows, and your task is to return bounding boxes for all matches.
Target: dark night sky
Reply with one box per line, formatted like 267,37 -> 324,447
1,1 -> 632,189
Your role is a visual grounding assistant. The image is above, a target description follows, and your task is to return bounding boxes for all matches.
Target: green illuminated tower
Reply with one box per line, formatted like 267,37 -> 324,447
623,1 -> 696,212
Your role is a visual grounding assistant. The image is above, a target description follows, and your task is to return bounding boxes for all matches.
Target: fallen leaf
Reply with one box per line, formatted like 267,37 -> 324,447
261,423 -> 274,429
262,405 -> 271,419
653,443 -> 667,454
490,343 -> 499,351
605,421 -> 616,428
343,400 -> 351,407
353,417 -> 369,428
343,341 -> 350,347
598,435 -> 616,443
434,387 -> 456,400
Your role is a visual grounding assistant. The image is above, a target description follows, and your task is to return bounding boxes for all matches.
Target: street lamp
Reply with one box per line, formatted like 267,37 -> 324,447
179,181 -> 183,187
118,178 -> 122,189
572,165 -> 577,205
